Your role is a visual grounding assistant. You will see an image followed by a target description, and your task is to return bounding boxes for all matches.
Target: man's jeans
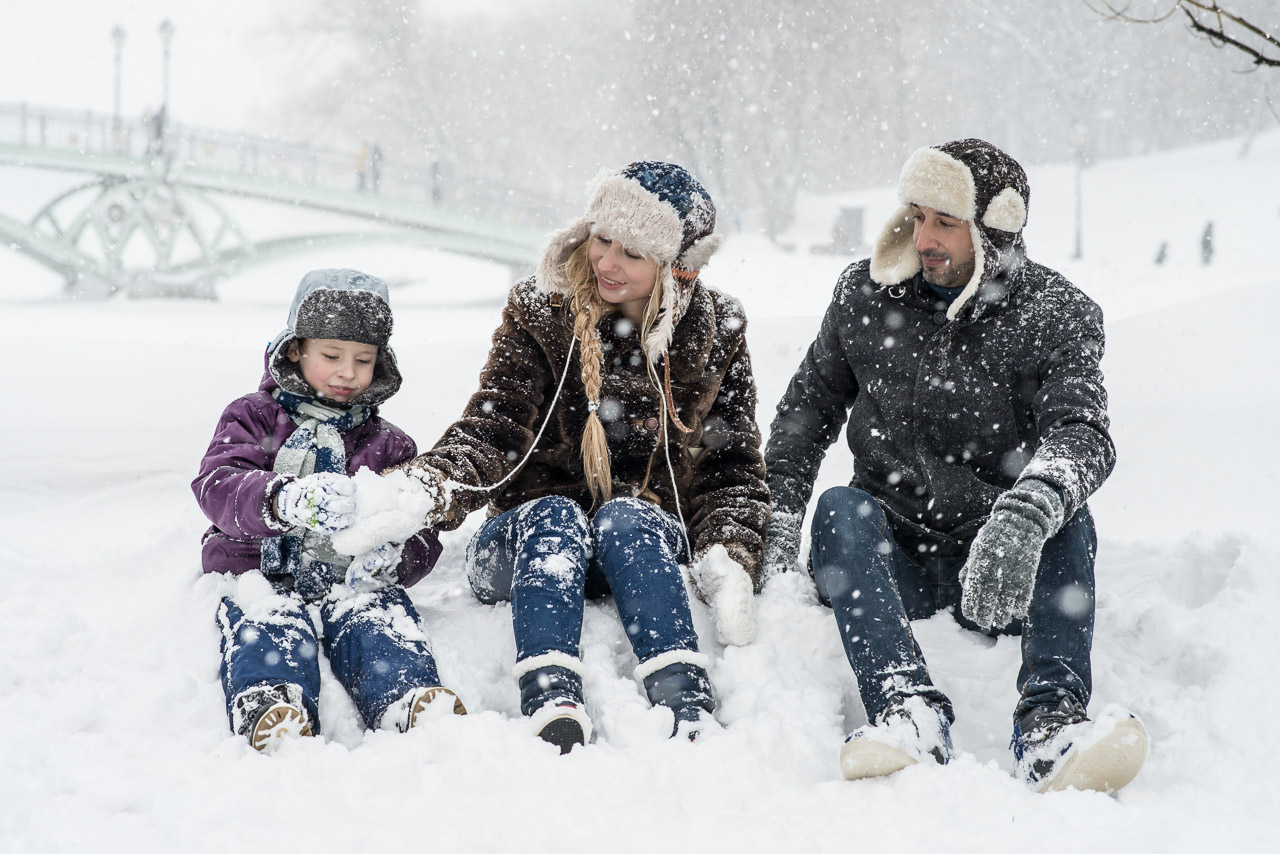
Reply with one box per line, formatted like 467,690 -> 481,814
810,486 -> 1096,725
466,495 -> 699,666
217,584 -> 443,732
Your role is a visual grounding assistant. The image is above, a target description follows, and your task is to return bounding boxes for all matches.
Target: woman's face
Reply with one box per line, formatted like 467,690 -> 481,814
588,234 -> 659,322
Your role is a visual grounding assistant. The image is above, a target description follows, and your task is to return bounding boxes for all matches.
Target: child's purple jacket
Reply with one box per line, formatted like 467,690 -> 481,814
192,369 -> 442,588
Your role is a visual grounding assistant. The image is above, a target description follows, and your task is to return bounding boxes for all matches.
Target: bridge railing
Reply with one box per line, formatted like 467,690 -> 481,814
0,102 -> 564,228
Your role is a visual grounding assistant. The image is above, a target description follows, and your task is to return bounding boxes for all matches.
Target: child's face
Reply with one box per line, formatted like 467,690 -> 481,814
288,338 -> 378,403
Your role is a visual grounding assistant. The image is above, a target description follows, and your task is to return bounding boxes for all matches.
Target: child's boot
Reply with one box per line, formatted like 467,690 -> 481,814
381,685 -> 468,732
231,683 -> 315,752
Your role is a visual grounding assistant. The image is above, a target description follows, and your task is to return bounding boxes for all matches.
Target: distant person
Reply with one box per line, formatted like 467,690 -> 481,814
192,269 -> 465,752
764,139 -> 1148,794
355,144 -> 369,192
1201,221 -> 1214,265
369,143 -> 383,194
339,162 -> 768,752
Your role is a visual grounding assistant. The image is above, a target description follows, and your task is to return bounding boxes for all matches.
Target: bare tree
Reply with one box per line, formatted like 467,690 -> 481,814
1085,1 -> 1280,68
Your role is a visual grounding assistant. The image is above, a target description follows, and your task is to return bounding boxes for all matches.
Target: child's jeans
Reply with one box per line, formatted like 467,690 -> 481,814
465,495 -> 700,669
217,583 -> 443,733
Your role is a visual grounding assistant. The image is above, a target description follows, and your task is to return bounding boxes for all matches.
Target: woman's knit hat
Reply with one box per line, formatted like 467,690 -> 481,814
870,138 -> 1031,320
537,161 -> 723,360
267,268 -> 403,406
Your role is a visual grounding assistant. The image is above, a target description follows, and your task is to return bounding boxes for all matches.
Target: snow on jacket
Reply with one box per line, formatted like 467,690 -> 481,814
765,256 -> 1114,561
192,365 -> 442,587
403,276 -> 770,586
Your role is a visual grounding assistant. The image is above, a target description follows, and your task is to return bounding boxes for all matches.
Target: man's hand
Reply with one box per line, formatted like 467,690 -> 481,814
274,473 -> 357,534
690,544 -> 757,647
960,479 -> 1065,631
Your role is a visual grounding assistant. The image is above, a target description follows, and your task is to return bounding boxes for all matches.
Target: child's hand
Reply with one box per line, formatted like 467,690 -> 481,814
275,473 -> 357,534
345,542 -> 405,589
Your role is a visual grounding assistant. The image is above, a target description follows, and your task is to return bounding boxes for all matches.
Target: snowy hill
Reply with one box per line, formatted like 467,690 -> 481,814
1,133 -> 1277,852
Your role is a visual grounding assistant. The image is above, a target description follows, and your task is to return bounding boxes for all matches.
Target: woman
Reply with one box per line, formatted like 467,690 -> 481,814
397,162 -> 768,751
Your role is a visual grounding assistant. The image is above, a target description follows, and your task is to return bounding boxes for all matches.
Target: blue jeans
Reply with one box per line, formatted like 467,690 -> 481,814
466,495 -> 699,666
217,584 -> 443,732
810,486 -> 1096,724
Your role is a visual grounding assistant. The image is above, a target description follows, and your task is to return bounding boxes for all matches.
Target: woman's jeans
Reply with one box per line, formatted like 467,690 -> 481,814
466,495 -> 699,666
810,486 -> 1096,725
217,584 -> 443,732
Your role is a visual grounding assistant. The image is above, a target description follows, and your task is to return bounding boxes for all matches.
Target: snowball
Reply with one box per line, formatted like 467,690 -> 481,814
329,467 -> 437,555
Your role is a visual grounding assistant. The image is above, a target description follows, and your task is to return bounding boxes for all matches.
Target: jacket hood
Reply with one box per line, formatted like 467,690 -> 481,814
870,138 -> 1031,321
266,268 -> 403,406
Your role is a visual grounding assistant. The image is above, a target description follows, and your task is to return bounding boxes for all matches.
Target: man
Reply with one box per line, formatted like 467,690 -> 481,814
764,139 -> 1147,794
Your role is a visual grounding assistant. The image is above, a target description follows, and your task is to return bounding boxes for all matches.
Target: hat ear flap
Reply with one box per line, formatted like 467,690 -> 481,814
537,217 -> 593,297
677,233 -> 723,274
870,205 -> 921,286
982,186 -> 1027,233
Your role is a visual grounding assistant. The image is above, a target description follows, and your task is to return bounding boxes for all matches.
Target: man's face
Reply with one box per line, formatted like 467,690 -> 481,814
912,204 -> 976,289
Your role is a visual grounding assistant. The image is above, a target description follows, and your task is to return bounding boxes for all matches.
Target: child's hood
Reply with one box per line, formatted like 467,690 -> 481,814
265,268 -> 404,407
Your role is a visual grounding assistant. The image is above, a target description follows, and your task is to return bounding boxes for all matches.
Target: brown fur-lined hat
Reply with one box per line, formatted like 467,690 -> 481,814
267,268 -> 403,406
871,139 -> 1031,319
536,161 -> 724,360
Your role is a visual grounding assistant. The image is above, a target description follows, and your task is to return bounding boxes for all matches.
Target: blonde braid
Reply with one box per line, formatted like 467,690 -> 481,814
566,243 -> 613,504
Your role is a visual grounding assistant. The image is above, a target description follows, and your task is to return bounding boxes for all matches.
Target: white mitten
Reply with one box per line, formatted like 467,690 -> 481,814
690,544 -> 757,647
345,541 -> 405,590
275,472 -> 356,534
330,466 -> 448,556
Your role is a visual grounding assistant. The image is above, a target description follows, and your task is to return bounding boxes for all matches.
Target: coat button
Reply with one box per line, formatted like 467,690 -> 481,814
643,417 -> 659,431
932,311 -> 947,325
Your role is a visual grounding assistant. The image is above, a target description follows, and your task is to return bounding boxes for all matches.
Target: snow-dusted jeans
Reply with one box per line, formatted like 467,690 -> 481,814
810,486 -> 1095,726
217,584 -> 443,733
466,495 -> 699,666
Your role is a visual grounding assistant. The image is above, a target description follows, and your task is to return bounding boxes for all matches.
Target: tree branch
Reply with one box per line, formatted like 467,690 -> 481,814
1084,1 -> 1280,68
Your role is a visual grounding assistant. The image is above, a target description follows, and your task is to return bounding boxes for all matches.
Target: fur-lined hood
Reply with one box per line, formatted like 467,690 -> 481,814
871,139 -> 1032,321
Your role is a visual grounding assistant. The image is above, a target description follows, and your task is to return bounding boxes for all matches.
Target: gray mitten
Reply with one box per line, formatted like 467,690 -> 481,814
959,479 -> 1065,631
762,510 -> 804,576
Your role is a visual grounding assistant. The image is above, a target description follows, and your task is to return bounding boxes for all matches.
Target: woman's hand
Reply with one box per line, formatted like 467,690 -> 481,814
690,544 -> 757,647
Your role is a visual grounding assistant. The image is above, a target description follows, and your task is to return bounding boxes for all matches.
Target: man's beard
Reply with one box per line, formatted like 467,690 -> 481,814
921,252 -> 976,289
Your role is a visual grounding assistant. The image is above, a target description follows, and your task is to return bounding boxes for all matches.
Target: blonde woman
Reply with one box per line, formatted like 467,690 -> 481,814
387,162 -> 768,752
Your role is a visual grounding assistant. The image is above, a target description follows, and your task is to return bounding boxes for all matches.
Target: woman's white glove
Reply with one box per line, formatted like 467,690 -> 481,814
331,466 -> 449,556
690,544 -> 757,647
275,473 -> 356,534
345,541 -> 405,590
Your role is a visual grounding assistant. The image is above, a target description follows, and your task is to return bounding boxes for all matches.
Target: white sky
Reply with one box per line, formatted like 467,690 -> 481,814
0,1 -> 529,135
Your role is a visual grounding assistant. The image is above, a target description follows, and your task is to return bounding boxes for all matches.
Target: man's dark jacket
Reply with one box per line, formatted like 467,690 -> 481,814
764,255 -> 1114,563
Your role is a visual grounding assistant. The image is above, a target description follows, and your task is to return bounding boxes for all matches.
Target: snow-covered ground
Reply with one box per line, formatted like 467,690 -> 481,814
1,134 -> 1277,852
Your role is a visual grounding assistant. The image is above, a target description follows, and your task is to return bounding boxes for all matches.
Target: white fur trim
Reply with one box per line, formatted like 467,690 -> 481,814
946,221 -> 987,320
586,171 -> 685,263
644,263 -> 679,363
897,147 -> 976,221
634,648 -> 711,682
982,186 -> 1027,233
678,233 -> 723,272
511,651 -> 585,680
536,217 -> 592,298
869,206 -> 920,286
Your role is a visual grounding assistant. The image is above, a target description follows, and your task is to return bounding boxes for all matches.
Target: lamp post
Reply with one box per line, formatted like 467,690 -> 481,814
1070,121 -> 1089,261
111,26 -> 125,149
158,20 -> 174,116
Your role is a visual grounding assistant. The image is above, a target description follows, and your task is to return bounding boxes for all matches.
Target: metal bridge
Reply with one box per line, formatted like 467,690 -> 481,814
0,103 -> 556,297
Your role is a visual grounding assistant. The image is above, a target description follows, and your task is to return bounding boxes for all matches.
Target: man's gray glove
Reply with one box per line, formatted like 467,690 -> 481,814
960,479 -> 1065,631
762,510 -> 804,576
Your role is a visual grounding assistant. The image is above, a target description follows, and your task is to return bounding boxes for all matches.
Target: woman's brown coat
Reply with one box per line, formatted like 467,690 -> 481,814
408,276 -> 770,585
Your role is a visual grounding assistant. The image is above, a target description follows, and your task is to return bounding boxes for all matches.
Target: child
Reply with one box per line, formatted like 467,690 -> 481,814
192,268 -> 464,752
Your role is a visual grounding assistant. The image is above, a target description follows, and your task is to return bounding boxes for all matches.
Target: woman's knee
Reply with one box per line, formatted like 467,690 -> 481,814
592,497 -> 666,539
517,495 -> 591,541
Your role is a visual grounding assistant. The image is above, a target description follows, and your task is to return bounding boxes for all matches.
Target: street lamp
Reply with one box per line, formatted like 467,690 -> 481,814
158,19 -> 174,117
1069,121 -> 1089,261
111,25 -> 125,148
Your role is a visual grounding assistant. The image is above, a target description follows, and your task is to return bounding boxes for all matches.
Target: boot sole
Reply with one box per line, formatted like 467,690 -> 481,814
250,702 -> 313,752
537,717 -> 586,755
406,687 -> 467,730
1038,717 -> 1149,794
840,738 -> 917,780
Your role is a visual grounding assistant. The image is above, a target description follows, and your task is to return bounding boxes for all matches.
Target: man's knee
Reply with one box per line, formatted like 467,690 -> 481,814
812,486 -> 885,543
